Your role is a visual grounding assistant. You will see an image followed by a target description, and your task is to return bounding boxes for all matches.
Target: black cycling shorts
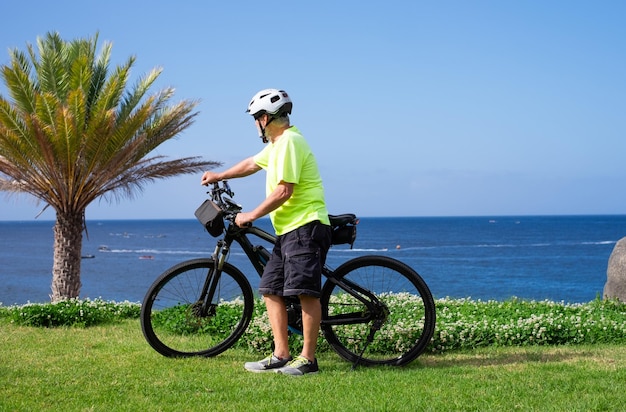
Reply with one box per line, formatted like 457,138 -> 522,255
259,220 -> 332,298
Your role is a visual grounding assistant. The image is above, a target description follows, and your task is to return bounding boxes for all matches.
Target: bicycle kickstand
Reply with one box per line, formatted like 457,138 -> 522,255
350,322 -> 381,371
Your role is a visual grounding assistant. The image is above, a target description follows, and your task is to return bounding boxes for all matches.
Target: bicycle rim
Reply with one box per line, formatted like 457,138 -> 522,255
141,258 -> 253,357
320,255 -> 436,366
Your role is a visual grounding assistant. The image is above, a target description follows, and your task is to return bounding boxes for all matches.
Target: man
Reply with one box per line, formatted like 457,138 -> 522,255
201,89 -> 331,376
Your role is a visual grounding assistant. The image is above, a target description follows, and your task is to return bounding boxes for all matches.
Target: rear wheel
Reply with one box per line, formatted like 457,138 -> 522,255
141,258 -> 253,357
320,255 -> 436,366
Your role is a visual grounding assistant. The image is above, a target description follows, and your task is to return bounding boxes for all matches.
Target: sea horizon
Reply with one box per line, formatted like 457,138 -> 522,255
2,212 -> 626,223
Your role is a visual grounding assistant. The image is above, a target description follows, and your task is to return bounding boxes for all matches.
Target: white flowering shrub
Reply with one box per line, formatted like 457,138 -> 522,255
236,296 -> 626,354
431,297 -> 626,352
0,298 -> 140,327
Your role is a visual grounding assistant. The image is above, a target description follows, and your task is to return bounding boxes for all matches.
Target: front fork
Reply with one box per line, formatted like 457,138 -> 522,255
213,239 -> 229,270
196,240 -> 230,317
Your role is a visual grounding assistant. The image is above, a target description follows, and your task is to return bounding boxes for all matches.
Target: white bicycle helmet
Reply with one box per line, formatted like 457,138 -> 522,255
246,89 -> 293,118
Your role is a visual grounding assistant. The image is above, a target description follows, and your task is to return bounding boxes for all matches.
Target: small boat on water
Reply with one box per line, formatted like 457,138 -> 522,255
98,245 -> 110,252
81,254 -> 95,259
139,255 -> 154,260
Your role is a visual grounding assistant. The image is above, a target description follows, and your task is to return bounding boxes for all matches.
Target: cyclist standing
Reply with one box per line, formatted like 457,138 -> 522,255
201,89 -> 332,376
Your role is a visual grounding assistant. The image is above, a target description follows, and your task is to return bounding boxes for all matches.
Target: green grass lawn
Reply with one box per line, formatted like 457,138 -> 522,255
2,319 -> 625,411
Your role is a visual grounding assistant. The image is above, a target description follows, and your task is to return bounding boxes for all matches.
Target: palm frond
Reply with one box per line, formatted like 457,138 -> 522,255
85,40 -> 111,117
34,33 -> 70,99
91,56 -> 132,113
93,156 -> 221,205
0,100 -> 50,192
117,66 -> 161,123
2,52 -> 37,114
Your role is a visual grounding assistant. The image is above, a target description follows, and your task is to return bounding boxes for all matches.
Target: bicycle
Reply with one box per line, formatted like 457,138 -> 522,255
140,181 -> 436,368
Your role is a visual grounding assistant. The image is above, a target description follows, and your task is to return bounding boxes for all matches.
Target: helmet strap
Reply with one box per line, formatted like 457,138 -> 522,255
256,120 -> 269,144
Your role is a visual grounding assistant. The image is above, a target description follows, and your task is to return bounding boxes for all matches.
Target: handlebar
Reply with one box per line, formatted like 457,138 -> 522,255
207,181 -> 242,222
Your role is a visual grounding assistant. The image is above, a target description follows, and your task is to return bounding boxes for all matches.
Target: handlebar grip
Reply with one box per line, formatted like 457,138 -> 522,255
232,212 -> 252,228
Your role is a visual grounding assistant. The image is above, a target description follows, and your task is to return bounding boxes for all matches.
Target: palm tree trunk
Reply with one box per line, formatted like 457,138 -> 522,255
50,212 -> 84,302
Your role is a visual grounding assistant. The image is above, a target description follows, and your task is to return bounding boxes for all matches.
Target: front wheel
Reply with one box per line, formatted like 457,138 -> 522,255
320,255 -> 436,366
141,258 -> 253,357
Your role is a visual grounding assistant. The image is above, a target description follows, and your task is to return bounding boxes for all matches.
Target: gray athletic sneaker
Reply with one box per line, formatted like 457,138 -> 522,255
276,355 -> 319,376
244,354 -> 292,373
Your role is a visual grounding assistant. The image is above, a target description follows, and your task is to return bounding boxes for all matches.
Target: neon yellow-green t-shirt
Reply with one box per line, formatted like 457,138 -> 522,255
253,126 -> 330,235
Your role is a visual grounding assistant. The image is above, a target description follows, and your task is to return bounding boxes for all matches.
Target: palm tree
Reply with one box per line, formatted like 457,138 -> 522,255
0,32 -> 219,302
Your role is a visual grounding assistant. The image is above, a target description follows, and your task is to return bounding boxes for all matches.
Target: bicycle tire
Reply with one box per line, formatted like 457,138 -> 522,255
141,258 -> 253,357
320,255 -> 436,366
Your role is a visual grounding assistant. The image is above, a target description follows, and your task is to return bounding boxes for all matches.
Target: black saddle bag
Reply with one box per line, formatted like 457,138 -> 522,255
329,213 -> 358,248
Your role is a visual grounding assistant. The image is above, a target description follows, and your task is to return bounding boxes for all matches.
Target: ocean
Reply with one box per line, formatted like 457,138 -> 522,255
1,215 -> 624,305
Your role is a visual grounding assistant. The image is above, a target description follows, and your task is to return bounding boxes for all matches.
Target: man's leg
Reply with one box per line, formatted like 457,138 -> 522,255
299,295 -> 321,361
264,294 -> 290,359
243,293 -> 292,372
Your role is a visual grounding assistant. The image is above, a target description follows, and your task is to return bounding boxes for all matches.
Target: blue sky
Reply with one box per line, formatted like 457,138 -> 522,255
1,1 -> 625,220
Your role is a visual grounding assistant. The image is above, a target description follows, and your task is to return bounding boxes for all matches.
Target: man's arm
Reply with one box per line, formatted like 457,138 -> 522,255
201,157 -> 261,185
235,181 -> 293,227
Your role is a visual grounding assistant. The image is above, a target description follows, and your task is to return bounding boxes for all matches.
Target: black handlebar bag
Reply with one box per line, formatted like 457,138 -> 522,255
195,200 -> 225,237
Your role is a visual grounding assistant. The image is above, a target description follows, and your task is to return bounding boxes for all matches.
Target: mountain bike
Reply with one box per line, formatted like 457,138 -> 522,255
140,181 -> 436,367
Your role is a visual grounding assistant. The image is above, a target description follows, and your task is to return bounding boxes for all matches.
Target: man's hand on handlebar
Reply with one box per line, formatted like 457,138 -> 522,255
235,212 -> 253,228
201,171 -> 222,186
